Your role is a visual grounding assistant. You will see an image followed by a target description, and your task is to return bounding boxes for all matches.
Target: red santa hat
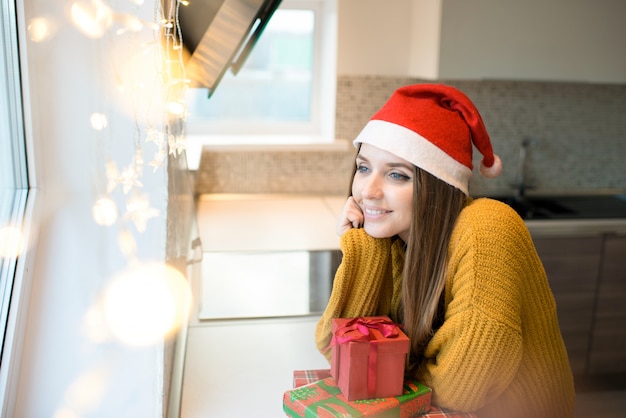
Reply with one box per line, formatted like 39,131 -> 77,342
354,83 -> 502,195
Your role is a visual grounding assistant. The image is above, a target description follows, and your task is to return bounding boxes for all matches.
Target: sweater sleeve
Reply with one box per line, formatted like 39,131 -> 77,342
315,228 -> 392,360
417,200 -> 532,411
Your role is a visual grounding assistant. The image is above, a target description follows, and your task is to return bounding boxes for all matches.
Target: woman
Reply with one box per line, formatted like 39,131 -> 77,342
315,84 -> 575,417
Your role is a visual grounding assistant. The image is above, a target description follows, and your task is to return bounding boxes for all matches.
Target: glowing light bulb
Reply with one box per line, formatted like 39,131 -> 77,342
102,262 -> 192,346
167,101 -> 185,116
116,13 -> 143,33
0,226 -> 24,258
69,0 -> 113,39
27,17 -> 56,43
117,228 -> 137,258
92,196 -> 118,226
90,112 -> 107,130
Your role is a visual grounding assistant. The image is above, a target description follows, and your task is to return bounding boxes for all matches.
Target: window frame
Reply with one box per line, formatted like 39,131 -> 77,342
0,0 -> 38,415
185,0 -> 337,146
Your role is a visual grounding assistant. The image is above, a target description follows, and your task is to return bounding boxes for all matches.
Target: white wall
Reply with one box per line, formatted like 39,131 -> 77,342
337,0 -> 414,76
9,1 -> 169,416
438,0 -> 626,82
338,0 -> 626,83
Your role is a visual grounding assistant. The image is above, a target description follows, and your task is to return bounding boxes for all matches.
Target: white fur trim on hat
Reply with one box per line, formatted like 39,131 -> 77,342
354,120 -> 473,195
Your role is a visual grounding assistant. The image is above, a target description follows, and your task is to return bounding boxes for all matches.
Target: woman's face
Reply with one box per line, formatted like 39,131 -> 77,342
352,143 -> 414,242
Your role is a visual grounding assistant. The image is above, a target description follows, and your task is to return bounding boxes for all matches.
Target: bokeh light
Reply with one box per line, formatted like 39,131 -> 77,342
108,37 -> 166,122
0,225 -> 25,258
92,196 -> 118,226
117,228 -> 137,259
56,365 -> 109,418
27,16 -> 58,43
115,13 -> 144,33
167,100 -> 185,116
102,261 -> 191,346
69,0 -> 113,39
90,112 -> 108,130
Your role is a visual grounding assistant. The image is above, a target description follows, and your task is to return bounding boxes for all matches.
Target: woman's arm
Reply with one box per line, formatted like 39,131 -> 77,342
417,200 -> 536,411
315,228 -> 392,360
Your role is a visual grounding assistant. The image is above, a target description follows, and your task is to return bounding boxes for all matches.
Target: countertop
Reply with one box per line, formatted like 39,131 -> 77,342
196,194 -> 346,252
197,194 -> 626,251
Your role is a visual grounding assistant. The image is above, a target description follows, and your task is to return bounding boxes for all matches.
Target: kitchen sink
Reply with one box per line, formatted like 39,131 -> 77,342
486,194 -> 626,220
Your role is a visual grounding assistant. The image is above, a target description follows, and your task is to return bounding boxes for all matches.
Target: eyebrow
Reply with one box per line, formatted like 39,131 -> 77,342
356,153 -> 413,171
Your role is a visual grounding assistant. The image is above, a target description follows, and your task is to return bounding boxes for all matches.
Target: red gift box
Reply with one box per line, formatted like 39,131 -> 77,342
283,376 -> 431,417
331,316 -> 410,401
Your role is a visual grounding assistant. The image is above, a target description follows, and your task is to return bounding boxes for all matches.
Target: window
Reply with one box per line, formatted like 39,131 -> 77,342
184,0 -> 337,145
0,0 -> 29,344
0,0 -> 32,411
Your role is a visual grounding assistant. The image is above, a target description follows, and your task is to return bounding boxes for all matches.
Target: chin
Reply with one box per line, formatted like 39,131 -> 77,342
363,225 -> 395,239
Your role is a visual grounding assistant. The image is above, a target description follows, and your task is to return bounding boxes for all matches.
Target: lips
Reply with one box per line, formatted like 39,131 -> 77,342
364,207 -> 391,216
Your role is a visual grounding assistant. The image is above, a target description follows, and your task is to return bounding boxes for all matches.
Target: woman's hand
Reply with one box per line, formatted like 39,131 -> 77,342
336,196 -> 364,236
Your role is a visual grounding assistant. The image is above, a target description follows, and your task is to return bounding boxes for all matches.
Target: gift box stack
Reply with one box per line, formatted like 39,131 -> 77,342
287,369 -> 477,418
283,316 -> 433,417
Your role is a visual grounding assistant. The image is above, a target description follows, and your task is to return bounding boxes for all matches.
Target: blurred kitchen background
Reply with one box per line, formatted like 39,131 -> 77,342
182,1 -> 626,417
194,77 -> 626,196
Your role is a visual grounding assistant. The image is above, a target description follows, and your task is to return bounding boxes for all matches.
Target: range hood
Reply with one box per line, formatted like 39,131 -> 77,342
178,0 -> 282,96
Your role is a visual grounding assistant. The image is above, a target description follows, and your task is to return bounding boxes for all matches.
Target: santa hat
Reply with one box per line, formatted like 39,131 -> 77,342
354,84 -> 502,195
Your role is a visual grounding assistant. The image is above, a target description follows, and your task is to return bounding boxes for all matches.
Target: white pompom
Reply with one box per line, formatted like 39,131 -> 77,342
479,154 -> 502,178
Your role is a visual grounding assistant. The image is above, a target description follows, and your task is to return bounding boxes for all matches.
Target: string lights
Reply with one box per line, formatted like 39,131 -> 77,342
9,1 -> 196,415
24,0 -> 193,351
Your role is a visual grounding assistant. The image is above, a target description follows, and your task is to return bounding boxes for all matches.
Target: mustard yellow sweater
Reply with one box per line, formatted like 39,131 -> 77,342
316,198 -> 575,417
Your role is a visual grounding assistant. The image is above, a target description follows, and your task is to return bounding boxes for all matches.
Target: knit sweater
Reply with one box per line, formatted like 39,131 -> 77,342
315,198 -> 575,417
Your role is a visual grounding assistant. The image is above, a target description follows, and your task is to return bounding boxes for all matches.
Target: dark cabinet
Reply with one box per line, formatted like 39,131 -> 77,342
533,237 -> 603,375
589,235 -> 626,374
533,233 -> 626,376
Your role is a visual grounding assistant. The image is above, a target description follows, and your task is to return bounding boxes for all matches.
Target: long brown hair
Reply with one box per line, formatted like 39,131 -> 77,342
403,166 -> 466,373
348,146 -> 466,371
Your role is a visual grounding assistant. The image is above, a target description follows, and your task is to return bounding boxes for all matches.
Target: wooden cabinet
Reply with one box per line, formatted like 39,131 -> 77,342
533,237 -> 603,375
533,234 -> 626,376
589,235 -> 626,373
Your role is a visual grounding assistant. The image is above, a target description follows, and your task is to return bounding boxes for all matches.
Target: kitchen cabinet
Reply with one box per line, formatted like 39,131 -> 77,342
589,235 -> 626,374
533,233 -> 626,376
533,236 -> 602,375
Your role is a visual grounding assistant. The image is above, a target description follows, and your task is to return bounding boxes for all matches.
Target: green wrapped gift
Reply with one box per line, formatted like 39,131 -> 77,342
283,377 -> 431,417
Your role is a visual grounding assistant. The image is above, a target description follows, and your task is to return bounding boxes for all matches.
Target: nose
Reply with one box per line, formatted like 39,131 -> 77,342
359,173 -> 383,200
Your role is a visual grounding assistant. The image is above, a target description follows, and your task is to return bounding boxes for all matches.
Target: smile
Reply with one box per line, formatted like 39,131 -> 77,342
364,208 -> 390,216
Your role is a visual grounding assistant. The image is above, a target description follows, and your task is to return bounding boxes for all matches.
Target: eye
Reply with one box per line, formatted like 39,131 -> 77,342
356,163 -> 369,174
389,171 -> 411,181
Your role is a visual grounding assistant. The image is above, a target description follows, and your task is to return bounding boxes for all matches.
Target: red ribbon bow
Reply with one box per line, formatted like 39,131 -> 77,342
331,317 -> 400,398
332,317 -> 399,345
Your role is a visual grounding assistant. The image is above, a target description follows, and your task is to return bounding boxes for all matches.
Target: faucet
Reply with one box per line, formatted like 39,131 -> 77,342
514,138 -> 536,201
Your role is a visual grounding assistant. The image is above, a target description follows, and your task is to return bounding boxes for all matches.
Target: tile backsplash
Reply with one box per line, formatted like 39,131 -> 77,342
195,76 -> 626,196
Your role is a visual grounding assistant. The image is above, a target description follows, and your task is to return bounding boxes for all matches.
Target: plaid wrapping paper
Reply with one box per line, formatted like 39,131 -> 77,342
294,369 -> 333,388
292,370 -> 477,418
284,377 -> 431,417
